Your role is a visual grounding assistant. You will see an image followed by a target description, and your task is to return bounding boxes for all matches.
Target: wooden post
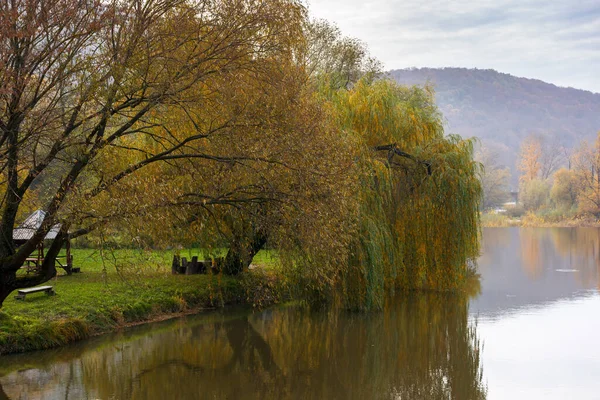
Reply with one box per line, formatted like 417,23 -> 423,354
186,256 -> 200,275
38,241 -> 44,271
171,255 -> 181,274
66,238 -> 72,269
61,237 -> 73,275
198,260 -> 208,274
181,257 -> 188,275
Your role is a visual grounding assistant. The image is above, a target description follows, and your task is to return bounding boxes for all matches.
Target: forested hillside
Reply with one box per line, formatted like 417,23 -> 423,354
389,68 -> 600,185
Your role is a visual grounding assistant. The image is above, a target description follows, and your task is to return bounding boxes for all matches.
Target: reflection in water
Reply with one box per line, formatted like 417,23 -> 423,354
518,228 -> 600,289
472,228 -> 600,317
7,227 -> 599,399
519,228 -> 600,289
0,293 -> 486,400
474,228 -> 600,399
549,228 -> 600,289
520,229 -> 543,278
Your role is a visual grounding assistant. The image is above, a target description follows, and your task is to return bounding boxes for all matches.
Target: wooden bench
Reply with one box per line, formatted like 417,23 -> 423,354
15,285 -> 55,301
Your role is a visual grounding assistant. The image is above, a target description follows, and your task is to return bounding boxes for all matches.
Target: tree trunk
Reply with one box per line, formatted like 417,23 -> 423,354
0,266 -> 58,307
0,231 -> 66,307
0,380 -> 9,400
0,270 -> 17,308
221,232 -> 267,275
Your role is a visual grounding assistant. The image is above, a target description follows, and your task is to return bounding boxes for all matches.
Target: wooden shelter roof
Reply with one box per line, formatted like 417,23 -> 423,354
13,210 -> 61,241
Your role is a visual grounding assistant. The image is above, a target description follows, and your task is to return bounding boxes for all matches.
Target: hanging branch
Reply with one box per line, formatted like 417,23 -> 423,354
374,144 -> 432,175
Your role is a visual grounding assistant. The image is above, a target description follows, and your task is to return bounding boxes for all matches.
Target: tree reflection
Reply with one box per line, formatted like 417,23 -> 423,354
0,291 -> 485,400
520,228 -> 545,278
477,227 -> 513,276
0,384 -> 8,400
550,228 -> 600,289
516,227 -> 600,289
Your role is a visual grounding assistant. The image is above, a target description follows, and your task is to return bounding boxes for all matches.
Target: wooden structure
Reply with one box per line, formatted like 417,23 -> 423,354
171,255 -> 215,275
15,285 -> 55,301
13,210 -> 75,274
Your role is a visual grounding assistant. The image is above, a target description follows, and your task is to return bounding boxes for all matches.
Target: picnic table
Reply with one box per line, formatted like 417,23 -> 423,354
23,255 -> 71,273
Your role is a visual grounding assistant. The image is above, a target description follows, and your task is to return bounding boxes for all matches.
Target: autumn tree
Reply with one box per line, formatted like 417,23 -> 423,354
116,53 -> 357,277
550,168 -> 578,211
520,179 -> 550,211
518,136 -> 542,183
0,0 -> 309,306
518,135 -> 566,211
304,19 -> 382,91
275,22 -> 481,309
538,137 -> 566,180
518,135 -> 565,182
572,133 -> 600,216
126,18 -> 377,278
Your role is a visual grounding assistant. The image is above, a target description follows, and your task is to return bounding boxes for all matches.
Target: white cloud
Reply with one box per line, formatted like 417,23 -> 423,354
306,0 -> 600,92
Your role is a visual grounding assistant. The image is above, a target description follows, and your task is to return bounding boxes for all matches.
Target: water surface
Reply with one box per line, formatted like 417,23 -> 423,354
1,227 -> 599,399
473,228 -> 600,399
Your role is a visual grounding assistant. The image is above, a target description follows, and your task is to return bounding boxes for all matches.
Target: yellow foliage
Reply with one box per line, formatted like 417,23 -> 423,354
519,136 -> 542,182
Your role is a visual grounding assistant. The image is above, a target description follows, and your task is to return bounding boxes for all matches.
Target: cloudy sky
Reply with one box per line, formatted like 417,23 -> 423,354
307,0 -> 600,93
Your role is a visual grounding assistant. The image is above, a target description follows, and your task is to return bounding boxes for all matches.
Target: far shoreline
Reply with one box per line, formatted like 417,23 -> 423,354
482,213 -> 600,228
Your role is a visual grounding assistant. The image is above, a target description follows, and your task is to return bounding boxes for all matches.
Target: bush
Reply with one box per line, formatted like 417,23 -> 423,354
240,269 -> 289,309
481,213 -> 508,227
535,207 -> 577,222
519,179 -> 550,211
505,203 -> 525,218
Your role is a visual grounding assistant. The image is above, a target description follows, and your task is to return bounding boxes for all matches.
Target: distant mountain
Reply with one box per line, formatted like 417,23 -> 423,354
389,68 -> 600,184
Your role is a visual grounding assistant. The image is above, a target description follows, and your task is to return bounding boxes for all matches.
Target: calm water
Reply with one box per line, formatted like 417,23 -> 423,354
1,227 -> 599,399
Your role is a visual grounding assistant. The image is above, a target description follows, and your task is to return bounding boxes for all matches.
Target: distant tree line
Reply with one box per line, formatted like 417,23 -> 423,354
479,132 -> 600,219
517,133 -> 600,218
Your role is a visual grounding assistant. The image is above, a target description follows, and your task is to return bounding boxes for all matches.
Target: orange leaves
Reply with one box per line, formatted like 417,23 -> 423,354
518,136 -> 542,182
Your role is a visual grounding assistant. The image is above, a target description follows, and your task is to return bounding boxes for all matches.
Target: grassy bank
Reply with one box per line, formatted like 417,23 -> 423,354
481,212 -> 600,227
0,248 -> 285,355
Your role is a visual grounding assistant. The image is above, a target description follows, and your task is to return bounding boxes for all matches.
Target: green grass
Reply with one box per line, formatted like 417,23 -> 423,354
0,248 -> 284,355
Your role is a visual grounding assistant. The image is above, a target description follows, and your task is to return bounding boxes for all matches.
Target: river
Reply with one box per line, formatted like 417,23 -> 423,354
1,227 -> 599,399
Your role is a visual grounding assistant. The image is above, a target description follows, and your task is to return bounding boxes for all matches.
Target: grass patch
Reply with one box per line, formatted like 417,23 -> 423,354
0,248 -> 283,355
481,212 -> 521,227
481,210 -> 600,228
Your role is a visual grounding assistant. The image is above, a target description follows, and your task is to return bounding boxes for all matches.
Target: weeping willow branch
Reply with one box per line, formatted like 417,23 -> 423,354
374,144 -> 432,175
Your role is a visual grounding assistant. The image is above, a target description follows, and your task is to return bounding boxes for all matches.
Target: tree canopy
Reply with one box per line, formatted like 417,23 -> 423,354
0,0 -> 311,303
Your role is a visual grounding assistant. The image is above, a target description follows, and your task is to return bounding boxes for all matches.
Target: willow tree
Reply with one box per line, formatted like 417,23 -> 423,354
329,79 -> 482,310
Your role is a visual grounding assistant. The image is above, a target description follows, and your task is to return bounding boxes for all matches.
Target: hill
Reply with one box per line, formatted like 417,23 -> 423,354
389,68 -> 600,184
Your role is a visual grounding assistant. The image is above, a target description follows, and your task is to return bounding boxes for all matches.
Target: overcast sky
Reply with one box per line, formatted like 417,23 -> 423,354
307,0 -> 600,93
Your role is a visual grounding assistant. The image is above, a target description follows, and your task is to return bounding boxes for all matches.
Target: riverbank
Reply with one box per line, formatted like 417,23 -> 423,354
482,212 -> 600,228
0,249 -> 286,355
